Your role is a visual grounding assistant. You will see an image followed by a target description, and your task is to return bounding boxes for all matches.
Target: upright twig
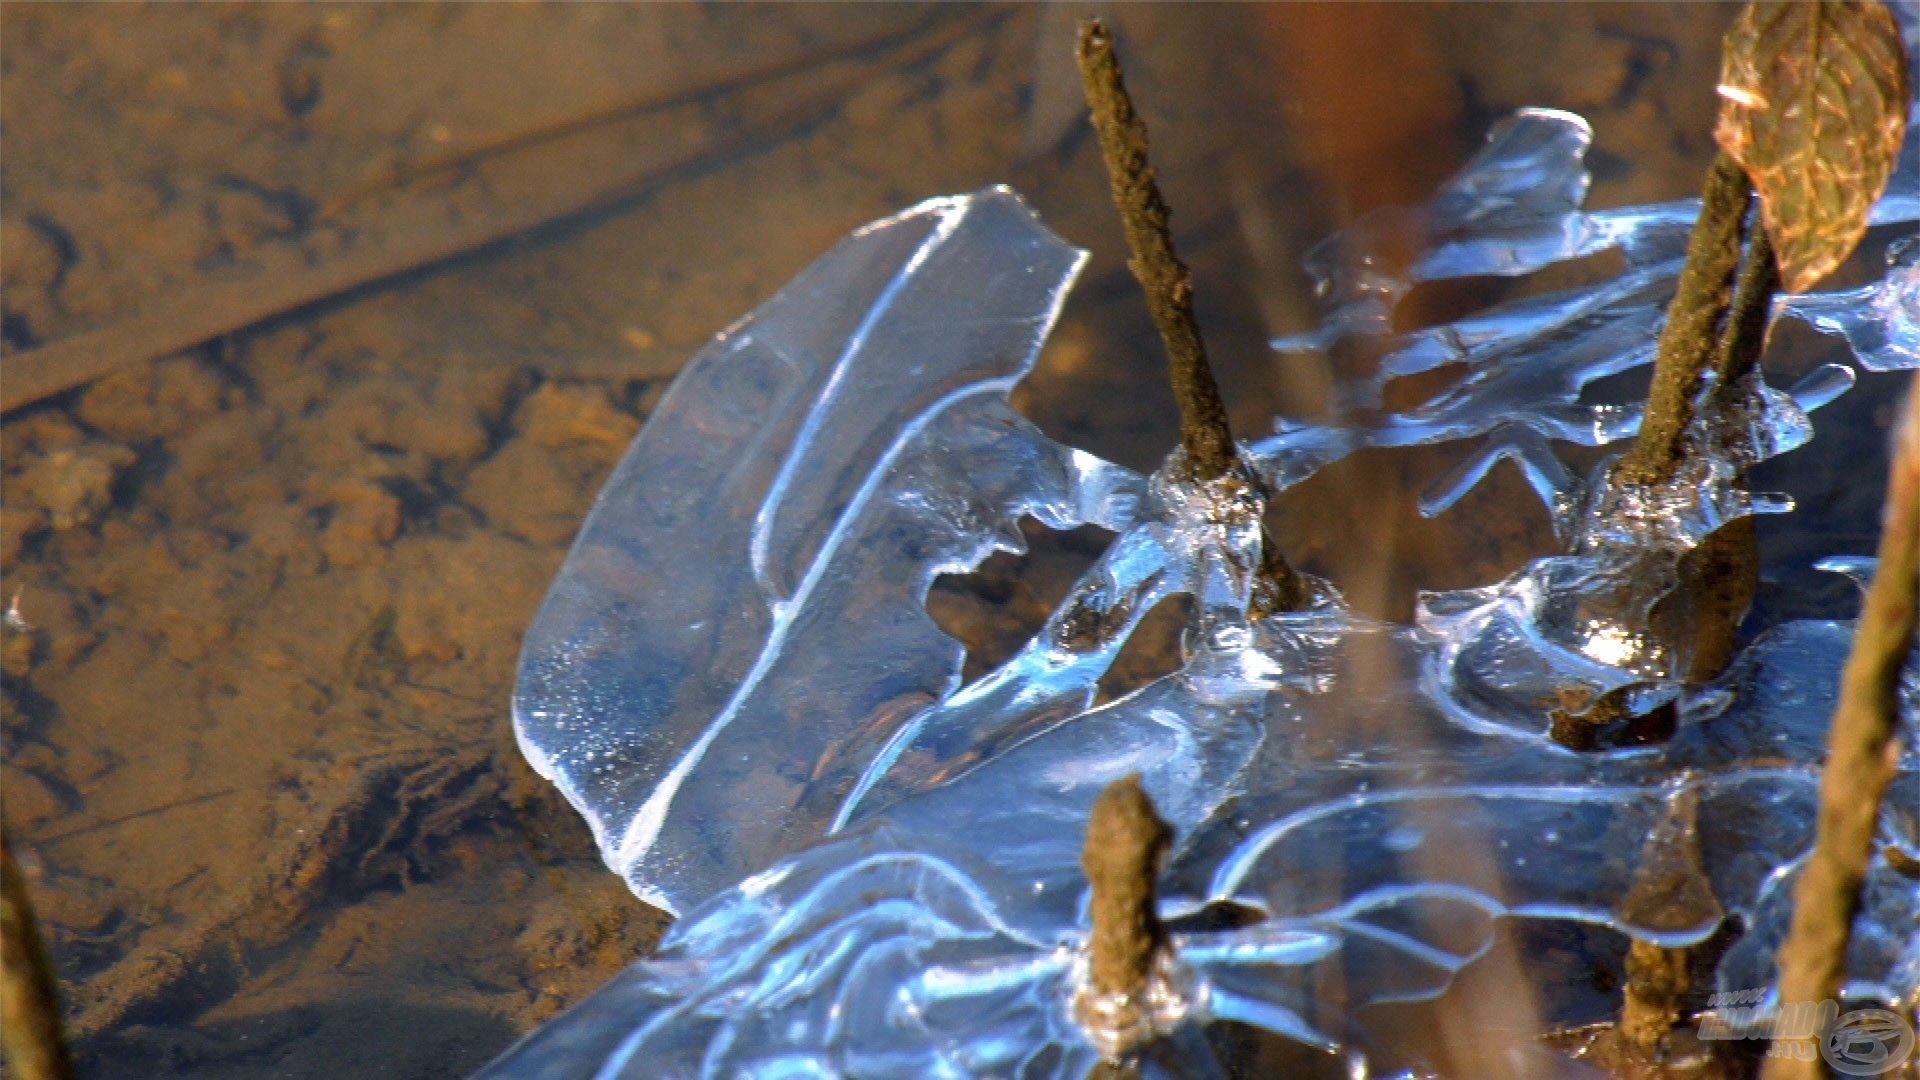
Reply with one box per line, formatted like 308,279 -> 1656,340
1569,0 -> 1909,1049
1766,384 -> 1918,1078
1613,153 -> 1754,490
1710,225 -> 1779,390
1549,156 -> 1760,752
1082,775 -> 1171,1003
1074,19 -> 1306,613
1553,27 -> 1785,749
1074,20 -> 1236,482
2,828 -> 74,1080
1614,781 -> 1723,1055
1633,210 -> 1779,695
1619,939 -> 1693,1052
1075,774 -> 1173,1074
1670,223 -> 1779,688
1722,23 -> 1914,1056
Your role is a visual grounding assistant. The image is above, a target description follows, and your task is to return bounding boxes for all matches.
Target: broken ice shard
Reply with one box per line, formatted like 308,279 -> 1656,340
513,187 -> 1141,917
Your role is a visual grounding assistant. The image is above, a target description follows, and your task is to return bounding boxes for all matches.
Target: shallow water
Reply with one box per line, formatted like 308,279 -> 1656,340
1,5 -> 1909,1078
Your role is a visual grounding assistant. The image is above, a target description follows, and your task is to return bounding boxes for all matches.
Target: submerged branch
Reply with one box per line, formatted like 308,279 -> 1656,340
1619,939 -> 1692,1051
1766,384 -> 1919,1078
0,11 -> 1005,415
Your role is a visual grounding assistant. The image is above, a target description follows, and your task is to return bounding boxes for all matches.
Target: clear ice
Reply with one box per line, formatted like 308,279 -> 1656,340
490,103 -> 1920,1077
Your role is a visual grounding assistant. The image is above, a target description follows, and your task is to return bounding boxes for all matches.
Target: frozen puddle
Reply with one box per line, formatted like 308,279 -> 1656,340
487,106 -> 1919,1077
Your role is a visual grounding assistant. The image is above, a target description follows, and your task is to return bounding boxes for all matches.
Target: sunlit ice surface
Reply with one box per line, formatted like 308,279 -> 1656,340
486,101 -> 1920,1077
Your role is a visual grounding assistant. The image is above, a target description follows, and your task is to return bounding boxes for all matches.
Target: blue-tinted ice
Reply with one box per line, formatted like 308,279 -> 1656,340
492,107 -> 1919,1077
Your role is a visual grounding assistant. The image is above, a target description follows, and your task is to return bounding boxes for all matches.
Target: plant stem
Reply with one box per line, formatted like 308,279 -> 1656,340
1552,158 -> 1774,752
1766,384 -> 1919,1078
1075,19 -> 1307,614
1615,152 -> 1753,489
1670,194 -> 1771,679
2,828 -> 74,1080
1074,19 -> 1237,482
1075,774 -> 1172,1078
1711,223 -> 1779,388
1614,781 -> 1722,1056
1250,534 -> 1309,617
1636,197 -> 1780,690
1649,216 -> 1777,694
1579,33 -> 1787,1056
1082,774 -> 1171,1005
1619,939 -> 1692,1050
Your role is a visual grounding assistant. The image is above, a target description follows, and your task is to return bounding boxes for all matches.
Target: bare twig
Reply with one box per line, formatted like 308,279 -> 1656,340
1666,224 -> 1777,692
1082,774 -> 1171,1002
1074,19 -> 1236,482
1614,152 -> 1753,489
314,16 -> 959,222
1074,19 -> 1306,614
2,828 -> 73,1080
1552,166 -> 1773,750
1710,224 -> 1779,390
1073,774 -> 1175,1079
1569,14 -> 1785,1040
1616,781 -> 1722,1055
1620,939 -> 1692,1051
1766,383 -> 1919,1078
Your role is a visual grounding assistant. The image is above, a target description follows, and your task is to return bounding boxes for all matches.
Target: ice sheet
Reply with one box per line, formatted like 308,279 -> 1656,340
495,107 -> 1919,1078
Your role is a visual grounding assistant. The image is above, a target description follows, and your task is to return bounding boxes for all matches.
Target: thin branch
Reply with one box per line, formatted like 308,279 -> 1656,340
1620,939 -> 1692,1051
1614,152 -> 1753,488
1082,774 -> 1171,1003
1710,221 -> 1779,389
1616,782 -> 1720,1052
1074,19 -> 1236,481
1766,382 -> 1919,1078
314,15 -> 961,222
1074,19 -> 1307,614
1074,774 -> 1172,1079
1553,158 -> 1770,750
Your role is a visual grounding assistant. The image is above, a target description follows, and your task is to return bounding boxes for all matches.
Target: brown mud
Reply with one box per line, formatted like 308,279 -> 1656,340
1,5 -> 1902,1077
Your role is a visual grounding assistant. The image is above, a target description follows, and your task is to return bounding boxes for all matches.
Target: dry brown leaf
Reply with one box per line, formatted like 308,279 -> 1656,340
1714,0 -> 1911,293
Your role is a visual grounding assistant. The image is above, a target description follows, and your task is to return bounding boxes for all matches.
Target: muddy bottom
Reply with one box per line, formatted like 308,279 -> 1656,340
1,5 -> 1894,1077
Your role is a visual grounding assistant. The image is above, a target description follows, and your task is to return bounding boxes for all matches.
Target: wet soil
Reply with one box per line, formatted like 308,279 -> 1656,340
2,5 -> 1900,1077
